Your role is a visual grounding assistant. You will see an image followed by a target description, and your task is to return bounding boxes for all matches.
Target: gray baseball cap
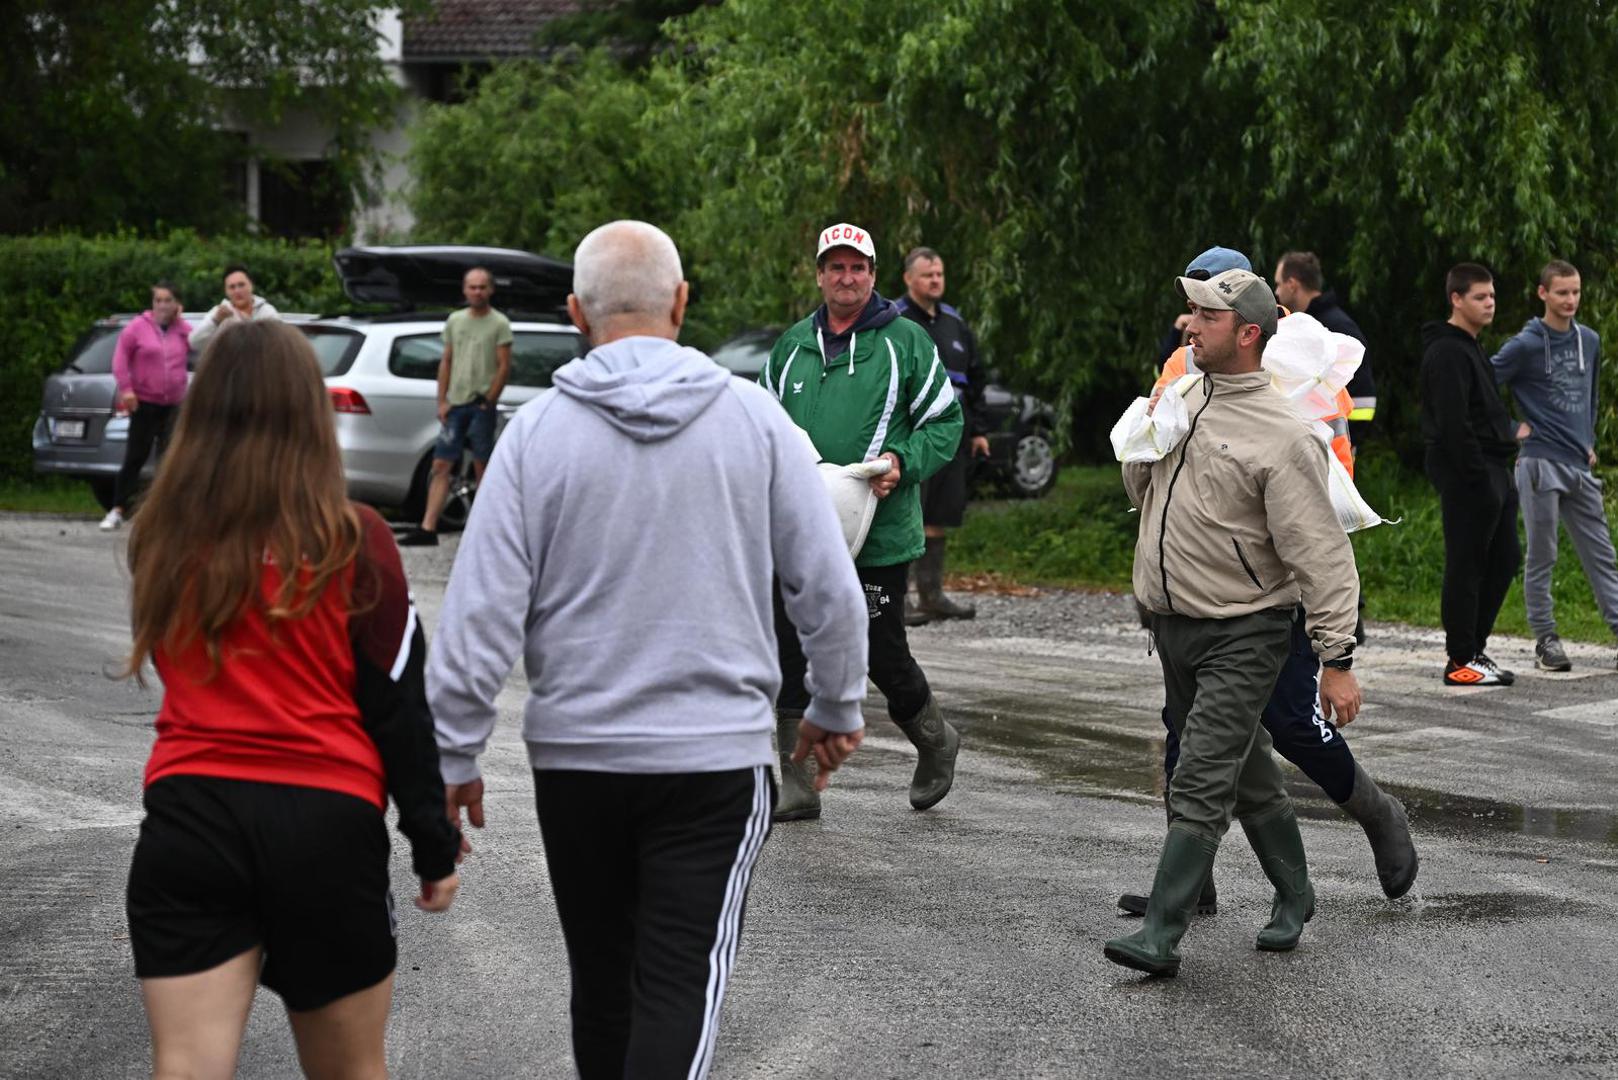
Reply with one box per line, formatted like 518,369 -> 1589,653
1176,268 -> 1279,336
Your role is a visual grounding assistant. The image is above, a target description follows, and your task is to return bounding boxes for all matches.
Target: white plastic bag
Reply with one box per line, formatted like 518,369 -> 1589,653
1262,312 -> 1364,423
1302,419 -> 1394,533
1111,375 -> 1195,463
1326,451 -> 1394,533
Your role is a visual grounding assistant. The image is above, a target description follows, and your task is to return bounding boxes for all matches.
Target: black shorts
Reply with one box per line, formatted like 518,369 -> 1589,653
920,446 -> 970,528
126,775 -> 396,1012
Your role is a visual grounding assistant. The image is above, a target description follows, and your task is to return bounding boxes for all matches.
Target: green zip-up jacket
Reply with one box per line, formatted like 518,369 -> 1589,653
762,293 -> 964,567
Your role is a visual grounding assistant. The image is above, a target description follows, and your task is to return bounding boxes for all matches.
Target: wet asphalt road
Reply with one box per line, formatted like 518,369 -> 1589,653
2,513 -> 1617,1079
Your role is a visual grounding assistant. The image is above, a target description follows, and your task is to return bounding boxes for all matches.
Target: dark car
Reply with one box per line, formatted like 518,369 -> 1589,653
708,330 -> 1060,498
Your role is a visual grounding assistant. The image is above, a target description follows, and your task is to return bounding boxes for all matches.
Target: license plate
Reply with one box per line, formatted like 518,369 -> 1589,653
53,418 -> 87,440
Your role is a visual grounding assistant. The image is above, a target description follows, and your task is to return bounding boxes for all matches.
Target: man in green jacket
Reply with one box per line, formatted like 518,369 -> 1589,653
762,223 -> 966,822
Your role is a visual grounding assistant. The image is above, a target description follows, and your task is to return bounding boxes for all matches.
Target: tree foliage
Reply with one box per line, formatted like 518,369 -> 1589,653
407,0 -> 1618,459
0,1 -> 422,235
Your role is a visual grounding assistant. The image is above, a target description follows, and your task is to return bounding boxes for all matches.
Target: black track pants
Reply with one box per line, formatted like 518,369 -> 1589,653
113,401 -> 177,510
775,560 -> 930,724
1427,458 -> 1521,664
533,766 -> 774,1080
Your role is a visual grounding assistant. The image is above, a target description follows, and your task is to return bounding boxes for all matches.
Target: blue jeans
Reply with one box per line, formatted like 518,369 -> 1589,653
434,402 -> 496,463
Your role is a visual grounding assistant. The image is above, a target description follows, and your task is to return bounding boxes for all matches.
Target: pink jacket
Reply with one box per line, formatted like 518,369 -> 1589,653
113,312 -> 192,406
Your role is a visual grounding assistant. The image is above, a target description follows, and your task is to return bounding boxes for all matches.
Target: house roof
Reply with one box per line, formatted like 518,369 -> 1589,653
402,0 -> 590,61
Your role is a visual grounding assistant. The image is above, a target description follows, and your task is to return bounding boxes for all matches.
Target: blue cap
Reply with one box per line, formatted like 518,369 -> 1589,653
1186,246 -> 1252,276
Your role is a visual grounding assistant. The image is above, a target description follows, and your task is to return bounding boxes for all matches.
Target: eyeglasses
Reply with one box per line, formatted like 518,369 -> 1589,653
1186,268 -> 1212,281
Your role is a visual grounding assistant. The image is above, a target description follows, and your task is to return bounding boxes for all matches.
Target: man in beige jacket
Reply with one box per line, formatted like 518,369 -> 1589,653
1105,268 -> 1363,978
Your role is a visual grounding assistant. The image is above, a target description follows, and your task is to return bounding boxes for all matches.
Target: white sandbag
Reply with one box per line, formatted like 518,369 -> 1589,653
1262,311 -> 1364,423
819,458 -> 890,557
1110,375 -> 1194,462
788,423 -> 891,556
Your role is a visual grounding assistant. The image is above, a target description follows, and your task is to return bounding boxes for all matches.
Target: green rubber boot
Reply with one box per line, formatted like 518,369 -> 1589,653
892,695 -> 960,810
1242,804 -> 1316,951
772,712 -> 821,823
1103,825 -> 1220,977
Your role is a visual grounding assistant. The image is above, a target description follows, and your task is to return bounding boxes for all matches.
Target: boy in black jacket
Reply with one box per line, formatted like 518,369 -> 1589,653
1420,263 -> 1522,686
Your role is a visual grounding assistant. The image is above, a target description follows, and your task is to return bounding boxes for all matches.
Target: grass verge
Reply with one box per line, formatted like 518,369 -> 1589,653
0,476 -> 102,515
954,451 -> 1618,645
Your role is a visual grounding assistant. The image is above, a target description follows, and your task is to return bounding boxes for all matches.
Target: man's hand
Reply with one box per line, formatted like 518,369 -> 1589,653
1145,386 -> 1165,416
212,302 -> 232,324
1516,422 -> 1532,440
445,779 -> 485,862
416,872 -> 460,912
116,390 -> 138,415
869,452 -> 901,498
437,399 -> 451,424
1590,448 -> 1599,467
790,720 -> 865,792
1319,666 -> 1361,726
970,435 -> 990,458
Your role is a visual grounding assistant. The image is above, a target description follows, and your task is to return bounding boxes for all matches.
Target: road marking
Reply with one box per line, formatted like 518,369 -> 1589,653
1534,700 -> 1618,727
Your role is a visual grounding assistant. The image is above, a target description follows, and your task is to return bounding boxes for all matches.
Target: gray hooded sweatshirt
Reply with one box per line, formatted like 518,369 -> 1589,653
1490,317 -> 1602,468
428,335 -> 869,782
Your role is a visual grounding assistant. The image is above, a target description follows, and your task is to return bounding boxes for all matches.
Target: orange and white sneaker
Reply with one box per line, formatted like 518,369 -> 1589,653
1443,658 -> 1503,686
1474,652 -> 1516,685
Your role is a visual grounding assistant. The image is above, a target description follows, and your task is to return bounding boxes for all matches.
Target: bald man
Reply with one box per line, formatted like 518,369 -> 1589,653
428,221 -> 868,1079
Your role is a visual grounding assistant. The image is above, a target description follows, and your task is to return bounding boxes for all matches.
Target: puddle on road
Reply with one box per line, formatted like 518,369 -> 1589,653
952,696 -> 1618,848
1388,891 -> 1603,923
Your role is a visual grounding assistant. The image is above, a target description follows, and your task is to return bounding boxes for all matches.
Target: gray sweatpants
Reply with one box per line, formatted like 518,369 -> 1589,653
1517,457 -> 1618,639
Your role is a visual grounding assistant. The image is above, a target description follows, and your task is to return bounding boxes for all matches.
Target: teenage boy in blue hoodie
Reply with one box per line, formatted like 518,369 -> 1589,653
1491,260 -> 1618,670
427,221 -> 870,1080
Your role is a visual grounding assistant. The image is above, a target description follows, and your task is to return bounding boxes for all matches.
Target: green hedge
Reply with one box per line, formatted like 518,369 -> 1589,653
0,232 -> 349,481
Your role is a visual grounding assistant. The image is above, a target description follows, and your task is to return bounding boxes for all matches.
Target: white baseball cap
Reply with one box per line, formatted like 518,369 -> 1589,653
817,222 -> 876,261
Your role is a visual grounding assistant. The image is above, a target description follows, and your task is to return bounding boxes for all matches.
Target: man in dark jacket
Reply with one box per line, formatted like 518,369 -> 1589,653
1420,263 -> 1521,687
895,246 -> 989,623
1274,252 -> 1375,448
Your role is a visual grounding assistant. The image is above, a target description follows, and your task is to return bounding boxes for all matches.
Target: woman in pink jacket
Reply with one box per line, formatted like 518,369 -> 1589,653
101,282 -> 191,531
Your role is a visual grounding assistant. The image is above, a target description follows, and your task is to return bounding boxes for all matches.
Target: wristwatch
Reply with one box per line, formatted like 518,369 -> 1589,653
1322,654 -> 1354,672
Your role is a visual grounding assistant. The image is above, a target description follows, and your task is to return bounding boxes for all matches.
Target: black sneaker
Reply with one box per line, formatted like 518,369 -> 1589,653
1474,652 -> 1516,685
1534,633 -> 1572,672
397,527 -> 439,547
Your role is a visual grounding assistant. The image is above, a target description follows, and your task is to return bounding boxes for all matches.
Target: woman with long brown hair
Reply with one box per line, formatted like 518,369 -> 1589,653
123,320 -> 460,1079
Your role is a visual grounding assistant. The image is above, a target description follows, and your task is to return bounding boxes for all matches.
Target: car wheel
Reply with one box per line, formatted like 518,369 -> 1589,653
399,454 -> 432,525
88,478 -> 116,511
435,465 -> 477,534
1009,428 -> 1058,498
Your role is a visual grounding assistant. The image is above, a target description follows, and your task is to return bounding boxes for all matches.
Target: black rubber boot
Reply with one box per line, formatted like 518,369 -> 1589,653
915,536 -> 975,620
1116,873 -> 1217,917
1338,762 -> 1418,899
1242,805 -> 1315,952
1118,792 -> 1218,916
892,694 -> 960,810
772,712 -> 821,822
1103,825 -> 1220,977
